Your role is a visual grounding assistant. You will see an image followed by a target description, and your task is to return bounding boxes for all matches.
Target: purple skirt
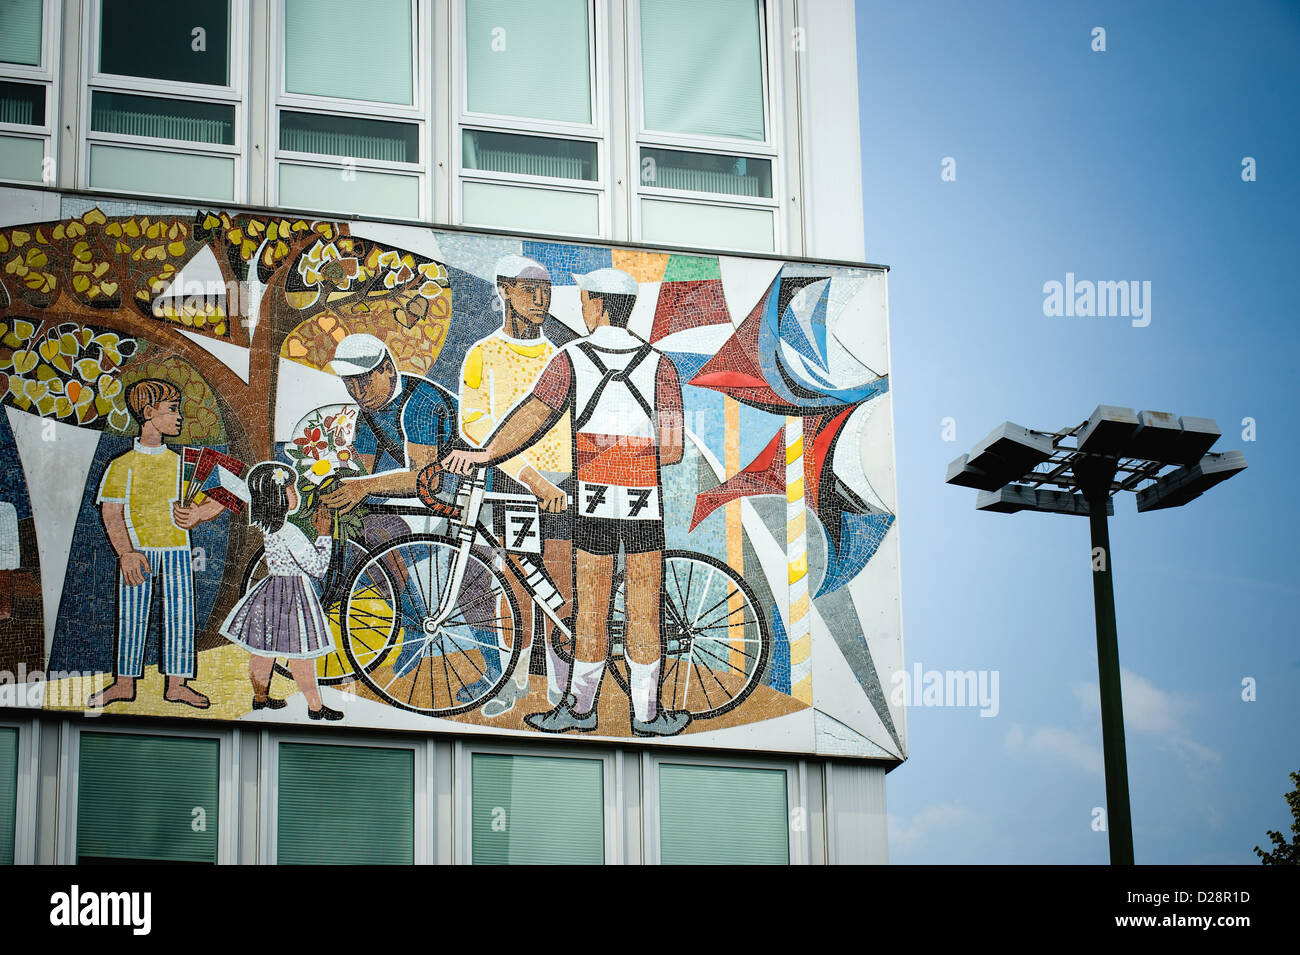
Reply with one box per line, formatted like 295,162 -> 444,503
220,576 -> 336,659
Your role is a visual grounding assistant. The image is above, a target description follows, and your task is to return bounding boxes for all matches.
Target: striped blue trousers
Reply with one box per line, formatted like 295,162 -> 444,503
117,547 -> 196,679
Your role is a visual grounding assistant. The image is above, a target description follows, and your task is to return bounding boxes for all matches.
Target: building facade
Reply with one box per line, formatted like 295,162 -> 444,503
0,0 -> 901,865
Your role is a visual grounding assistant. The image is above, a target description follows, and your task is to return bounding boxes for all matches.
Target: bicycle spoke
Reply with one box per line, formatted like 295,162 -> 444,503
689,659 -> 715,710
440,629 -> 488,682
406,654 -> 425,706
691,639 -> 753,678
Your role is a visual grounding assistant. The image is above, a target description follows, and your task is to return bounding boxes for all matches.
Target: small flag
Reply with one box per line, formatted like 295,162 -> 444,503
185,448 -> 248,512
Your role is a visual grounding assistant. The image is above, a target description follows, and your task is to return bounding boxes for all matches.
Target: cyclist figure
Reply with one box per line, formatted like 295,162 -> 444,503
444,267 -> 691,737
323,333 -> 460,678
459,255 -> 575,716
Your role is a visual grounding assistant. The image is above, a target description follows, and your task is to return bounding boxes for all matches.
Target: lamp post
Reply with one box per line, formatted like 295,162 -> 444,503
945,405 -> 1247,865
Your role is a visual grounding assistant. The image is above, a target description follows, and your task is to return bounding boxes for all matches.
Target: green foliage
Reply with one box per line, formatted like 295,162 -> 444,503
1254,770 -> 1300,865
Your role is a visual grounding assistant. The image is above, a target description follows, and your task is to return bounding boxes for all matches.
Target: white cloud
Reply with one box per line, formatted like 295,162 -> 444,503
1074,669 -> 1221,767
1006,721 -> 1103,777
888,803 -> 973,848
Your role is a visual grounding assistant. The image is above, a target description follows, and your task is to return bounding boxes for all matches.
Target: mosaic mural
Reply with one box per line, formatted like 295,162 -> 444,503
0,193 -> 904,760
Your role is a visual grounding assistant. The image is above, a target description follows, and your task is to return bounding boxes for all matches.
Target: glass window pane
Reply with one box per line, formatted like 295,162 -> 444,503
658,763 -> 788,864
640,147 -> 770,198
99,0 -> 230,86
92,91 -> 234,145
463,180 -> 599,236
0,727 -> 15,865
76,732 -> 219,864
640,198 -> 773,252
0,0 -> 42,66
279,162 -> 420,219
284,0 -> 413,106
463,129 -> 596,181
277,743 -> 413,865
465,0 -> 591,124
0,80 -> 44,127
281,110 -> 418,163
472,753 -> 603,864
640,0 -> 765,141
90,144 -> 235,201
0,134 -> 45,182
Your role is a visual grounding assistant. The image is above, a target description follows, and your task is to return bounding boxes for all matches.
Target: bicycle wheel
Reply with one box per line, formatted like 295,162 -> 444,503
241,536 -> 395,686
341,533 -> 522,717
608,550 -> 771,720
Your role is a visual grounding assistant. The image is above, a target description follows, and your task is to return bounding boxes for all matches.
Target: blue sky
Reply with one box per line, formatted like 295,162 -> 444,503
856,0 -> 1300,863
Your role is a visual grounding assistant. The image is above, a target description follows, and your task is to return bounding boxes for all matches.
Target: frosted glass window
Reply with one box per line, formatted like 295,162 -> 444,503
90,144 -> 234,201
281,110 -> 418,163
284,0 -> 414,106
92,91 -> 234,145
640,146 -> 771,197
0,135 -> 44,182
279,163 -> 420,219
0,0 -> 43,67
100,0 -> 230,87
471,753 -> 603,864
0,728 -> 14,865
640,0 -> 765,141
658,764 -> 788,864
640,199 -> 773,252
463,180 -> 599,236
465,0 -> 591,124
463,129 -> 596,181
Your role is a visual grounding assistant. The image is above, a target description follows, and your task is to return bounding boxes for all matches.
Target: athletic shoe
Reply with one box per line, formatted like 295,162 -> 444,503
481,680 -> 528,718
524,695 -> 598,733
631,709 -> 691,738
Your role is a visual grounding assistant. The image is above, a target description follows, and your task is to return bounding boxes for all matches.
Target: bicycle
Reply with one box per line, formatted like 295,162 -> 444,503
336,464 -> 772,721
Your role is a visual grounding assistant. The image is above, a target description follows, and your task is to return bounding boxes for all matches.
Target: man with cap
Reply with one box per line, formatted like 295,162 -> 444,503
457,255 -> 575,716
443,267 -> 691,738
324,333 -> 458,676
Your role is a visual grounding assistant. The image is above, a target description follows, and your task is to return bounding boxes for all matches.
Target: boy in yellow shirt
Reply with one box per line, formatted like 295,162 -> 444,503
87,379 -> 226,709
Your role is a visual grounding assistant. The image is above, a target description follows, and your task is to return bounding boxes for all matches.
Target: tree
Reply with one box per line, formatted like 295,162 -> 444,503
1254,770 -> 1300,865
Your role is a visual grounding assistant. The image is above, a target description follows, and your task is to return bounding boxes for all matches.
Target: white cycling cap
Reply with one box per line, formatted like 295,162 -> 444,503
495,254 -> 551,282
329,333 -> 390,377
572,267 -> 637,297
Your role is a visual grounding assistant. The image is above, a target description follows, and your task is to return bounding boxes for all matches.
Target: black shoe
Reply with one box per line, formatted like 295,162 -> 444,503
308,704 -> 345,721
252,696 -> 287,711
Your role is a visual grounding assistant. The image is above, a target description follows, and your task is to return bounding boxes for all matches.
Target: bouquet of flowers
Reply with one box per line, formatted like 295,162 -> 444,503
284,405 -> 365,540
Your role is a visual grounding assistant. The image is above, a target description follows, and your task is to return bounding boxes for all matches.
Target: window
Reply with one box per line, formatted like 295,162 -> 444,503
74,731 -> 221,864
0,0 -> 55,185
0,726 -> 15,865
649,759 -> 792,864
274,0 -> 428,220
469,751 -> 606,864
455,0 -> 604,237
83,0 -> 245,201
632,0 -> 780,252
275,741 -> 415,865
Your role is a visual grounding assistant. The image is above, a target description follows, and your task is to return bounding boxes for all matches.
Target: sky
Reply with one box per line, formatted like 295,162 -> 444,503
856,0 -> 1300,863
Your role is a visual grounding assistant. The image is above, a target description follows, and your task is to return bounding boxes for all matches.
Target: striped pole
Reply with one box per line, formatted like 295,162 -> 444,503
725,396 -> 745,673
785,416 -> 812,703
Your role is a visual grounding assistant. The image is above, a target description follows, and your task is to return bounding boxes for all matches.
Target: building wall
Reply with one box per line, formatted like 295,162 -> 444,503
0,0 -> 898,865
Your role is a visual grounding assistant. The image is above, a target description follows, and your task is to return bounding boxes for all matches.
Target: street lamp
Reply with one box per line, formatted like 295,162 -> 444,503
945,405 -> 1247,865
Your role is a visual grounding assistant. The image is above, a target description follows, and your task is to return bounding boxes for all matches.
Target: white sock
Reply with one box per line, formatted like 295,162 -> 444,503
628,658 -> 662,722
513,646 -> 532,691
569,658 -> 605,715
545,638 -> 571,699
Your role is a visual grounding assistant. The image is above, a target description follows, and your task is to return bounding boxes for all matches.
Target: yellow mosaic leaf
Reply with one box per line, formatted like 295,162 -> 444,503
99,281 -> 118,297
75,358 -> 101,380
105,222 -> 122,237
66,221 -> 86,238
0,234 -> 7,253
37,340 -> 59,363
115,240 -> 130,254
73,240 -> 92,262
35,228 -> 47,243
52,224 -> 65,240
24,247 -> 47,268
11,230 -> 29,247
82,208 -> 106,225
203,214 -> 221,230
122,219 -> 140,237
168,241 -> 186,256
72,273 -> 91,293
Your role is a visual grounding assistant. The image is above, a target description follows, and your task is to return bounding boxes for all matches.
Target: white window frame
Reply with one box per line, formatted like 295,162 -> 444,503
260,729 -> 431,865
456,739 -> 620,865
626,0 -> 784,253
0,717 -> 38,864
79,0 -> 249,202
450,0 -> 609,238
0,0 -> 59,187
59,721 -> 239,865
270,0 -> 431,221
641,750 -> 808,865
